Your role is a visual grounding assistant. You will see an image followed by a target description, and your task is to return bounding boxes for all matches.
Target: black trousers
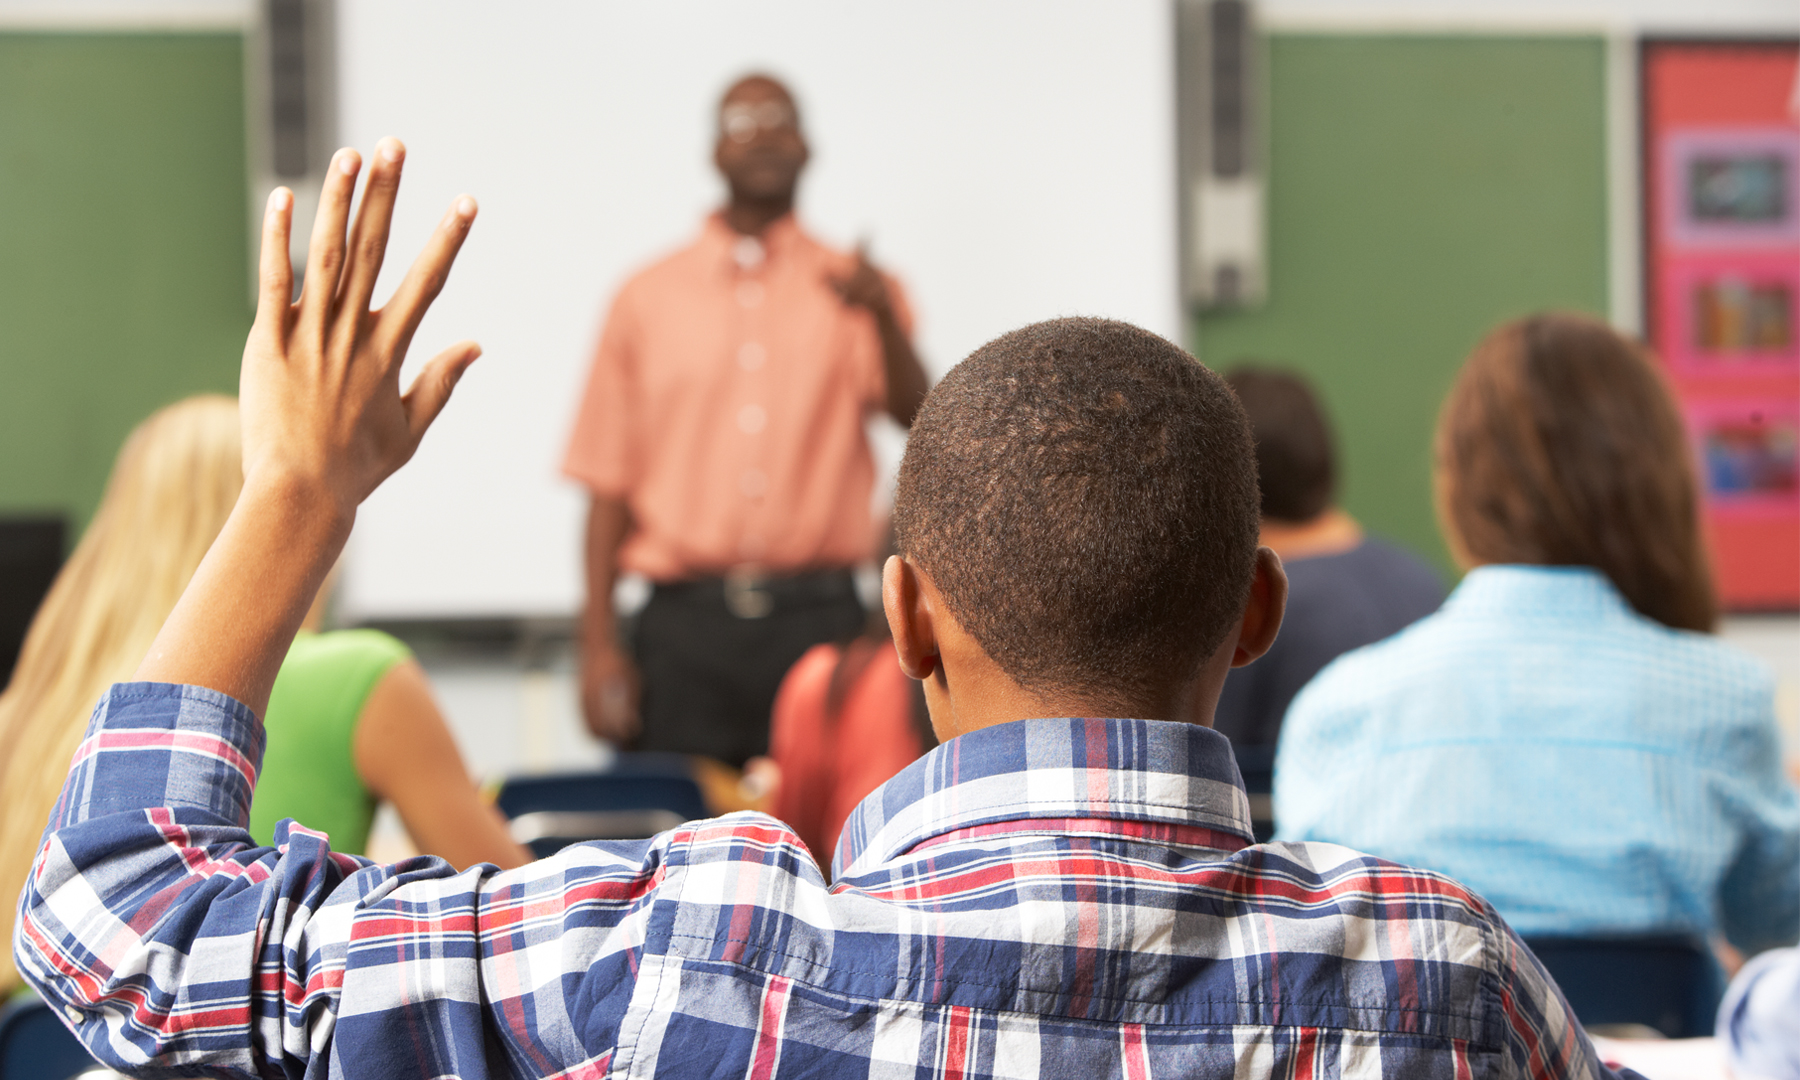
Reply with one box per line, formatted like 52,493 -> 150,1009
633,569 -> 866,767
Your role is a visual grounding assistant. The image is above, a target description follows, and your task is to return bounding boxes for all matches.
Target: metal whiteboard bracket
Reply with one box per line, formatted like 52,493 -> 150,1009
1176,0 -> 1268,310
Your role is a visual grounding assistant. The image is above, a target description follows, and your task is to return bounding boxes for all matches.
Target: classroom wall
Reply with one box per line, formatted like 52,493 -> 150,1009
1194,33 -> 1611,577
0,32 -> 250,536
0,14 -> 1761,596
331,1 -> 1180,621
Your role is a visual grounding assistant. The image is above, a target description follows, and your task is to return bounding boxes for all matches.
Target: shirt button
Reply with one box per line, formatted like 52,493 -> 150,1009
733,236 -> 766,270
738,342 -> 767,372
737,404 -> 767,435
739,468 -> 768,498
736,281 -> 765,308
64,1004 -> 83,1024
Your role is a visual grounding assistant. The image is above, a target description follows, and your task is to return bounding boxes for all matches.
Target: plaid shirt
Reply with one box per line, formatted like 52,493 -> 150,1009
16,682 -> 1633,1079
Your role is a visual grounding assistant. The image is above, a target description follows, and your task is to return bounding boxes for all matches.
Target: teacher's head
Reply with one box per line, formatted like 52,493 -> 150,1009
714,74 -> 809,207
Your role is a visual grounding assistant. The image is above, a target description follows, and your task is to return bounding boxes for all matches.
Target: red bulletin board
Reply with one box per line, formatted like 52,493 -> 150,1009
1643,40 -> 1800,610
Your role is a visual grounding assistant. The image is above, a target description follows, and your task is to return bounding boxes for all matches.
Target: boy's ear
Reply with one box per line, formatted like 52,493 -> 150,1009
882,555 -> 939,681
1230,547 -> 1288,668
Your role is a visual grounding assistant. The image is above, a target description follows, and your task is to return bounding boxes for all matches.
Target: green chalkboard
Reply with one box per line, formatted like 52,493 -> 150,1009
0,33 -> 251,536
1195,35 -> 1610,576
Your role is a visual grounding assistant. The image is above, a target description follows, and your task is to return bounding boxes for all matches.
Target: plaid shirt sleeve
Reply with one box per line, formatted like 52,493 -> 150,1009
1488,907 -> 1626,1080
12,682 -> 662,1077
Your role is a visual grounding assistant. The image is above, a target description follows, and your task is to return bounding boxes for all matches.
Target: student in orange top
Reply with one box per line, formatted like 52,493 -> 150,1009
763,608 -> 934,864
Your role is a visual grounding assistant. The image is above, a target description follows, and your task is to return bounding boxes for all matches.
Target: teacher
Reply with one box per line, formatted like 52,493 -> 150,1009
563,73 -> 928,765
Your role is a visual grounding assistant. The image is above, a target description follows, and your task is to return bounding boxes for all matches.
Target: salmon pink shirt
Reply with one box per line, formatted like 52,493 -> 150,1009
563,213 -> 913,582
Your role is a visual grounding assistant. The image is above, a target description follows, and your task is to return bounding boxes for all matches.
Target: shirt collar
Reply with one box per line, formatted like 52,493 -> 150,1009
832,716 -> 1254,879
1441,564 -> 1633,621
700,210 -> 803,273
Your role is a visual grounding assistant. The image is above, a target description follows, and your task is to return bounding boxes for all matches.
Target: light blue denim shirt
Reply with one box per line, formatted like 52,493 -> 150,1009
1274,564 -> 1800,950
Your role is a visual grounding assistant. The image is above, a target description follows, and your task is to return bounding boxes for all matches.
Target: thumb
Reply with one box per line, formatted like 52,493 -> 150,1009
403,339 -> 482,442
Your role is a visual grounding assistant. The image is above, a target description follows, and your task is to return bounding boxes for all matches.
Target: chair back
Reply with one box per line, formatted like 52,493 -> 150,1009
0,516 -> 65,687
1521,935 -> 1723,1038
497,757 -> 710,858
0,997 -> 94,1080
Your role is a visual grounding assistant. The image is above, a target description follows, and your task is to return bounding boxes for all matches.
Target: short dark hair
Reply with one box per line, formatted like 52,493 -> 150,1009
1225,366 -> 1336,522
894,317 -> 1260,711
1437,312 -> 1716,633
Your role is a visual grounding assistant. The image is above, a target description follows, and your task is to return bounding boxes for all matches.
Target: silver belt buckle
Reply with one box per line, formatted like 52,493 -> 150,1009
724,566 -> 774,619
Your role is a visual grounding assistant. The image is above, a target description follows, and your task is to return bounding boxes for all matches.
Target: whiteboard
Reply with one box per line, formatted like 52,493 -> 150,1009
335,0 -> 1179,621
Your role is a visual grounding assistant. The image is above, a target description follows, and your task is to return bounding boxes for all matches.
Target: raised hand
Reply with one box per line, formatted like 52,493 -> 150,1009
136,139 -> 480,717
241,137 -> 480,523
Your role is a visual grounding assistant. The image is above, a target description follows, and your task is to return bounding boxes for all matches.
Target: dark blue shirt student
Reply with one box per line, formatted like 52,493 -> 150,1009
1214,366 -> 1444,751
1215,534 -> 1443,747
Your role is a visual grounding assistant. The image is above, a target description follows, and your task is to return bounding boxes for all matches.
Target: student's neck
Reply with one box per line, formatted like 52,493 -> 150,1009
1258,508 -> 1362,561
924,660 -> 1203,743
722,195 -> 793,236
898,559 -> 1231,745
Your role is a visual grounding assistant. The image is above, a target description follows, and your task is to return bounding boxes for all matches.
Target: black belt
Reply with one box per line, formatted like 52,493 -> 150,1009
652,568 -> 858,620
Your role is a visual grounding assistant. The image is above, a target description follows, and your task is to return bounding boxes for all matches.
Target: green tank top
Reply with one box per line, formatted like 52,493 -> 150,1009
248,629 -> 411,855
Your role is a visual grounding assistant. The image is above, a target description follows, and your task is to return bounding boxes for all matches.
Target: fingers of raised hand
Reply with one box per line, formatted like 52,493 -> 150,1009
255,187 -> 295,327
400,340 -> 482,445
298,148 -> 363,332
338,137 -> 406,318
376,195 -> 478,362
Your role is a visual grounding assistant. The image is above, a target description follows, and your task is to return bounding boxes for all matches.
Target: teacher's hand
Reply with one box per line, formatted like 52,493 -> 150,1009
826,246 -> 895,322
581,640 -> 642,746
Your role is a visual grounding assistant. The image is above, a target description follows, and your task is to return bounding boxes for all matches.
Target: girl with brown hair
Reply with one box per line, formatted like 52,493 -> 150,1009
1274,313 -> 1798,954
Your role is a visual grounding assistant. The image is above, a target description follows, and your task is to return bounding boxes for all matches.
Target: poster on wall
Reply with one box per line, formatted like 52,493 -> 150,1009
1643,40 -> 1800,610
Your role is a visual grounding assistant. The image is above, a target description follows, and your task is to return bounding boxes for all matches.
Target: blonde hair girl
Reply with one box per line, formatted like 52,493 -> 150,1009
0,396 -> 242,992
0,395 -> 526,995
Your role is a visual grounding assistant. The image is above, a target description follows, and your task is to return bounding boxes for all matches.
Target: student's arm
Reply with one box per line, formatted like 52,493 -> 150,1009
10,142 -> 670,1076
1491,916 -> 1642,1080
352,658 -> 531,870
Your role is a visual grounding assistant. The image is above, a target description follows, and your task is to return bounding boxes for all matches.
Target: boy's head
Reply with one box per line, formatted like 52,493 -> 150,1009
889,317 -> 1274,726
1224,365 -> 1337,524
